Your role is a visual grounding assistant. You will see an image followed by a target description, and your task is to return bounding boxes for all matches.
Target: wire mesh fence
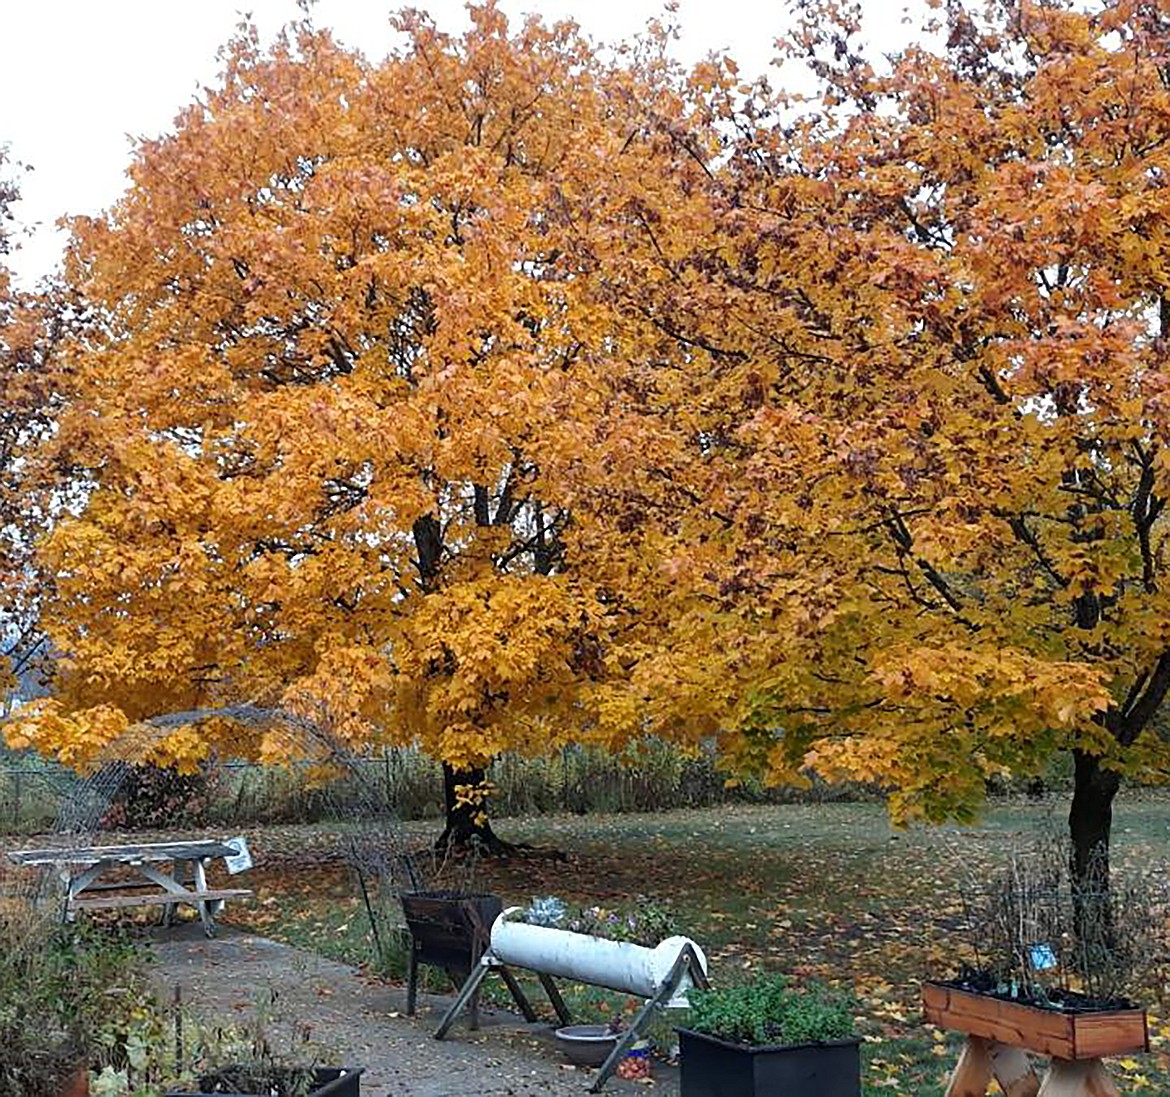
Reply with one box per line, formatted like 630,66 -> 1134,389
0,740 -> 878,836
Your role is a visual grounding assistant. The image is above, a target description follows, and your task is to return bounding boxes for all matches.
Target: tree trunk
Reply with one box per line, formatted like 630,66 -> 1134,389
1068,749 -> 1120,895
1068,749 -> 1121,967
438,763 -> 490,846
435,762 -> 518,856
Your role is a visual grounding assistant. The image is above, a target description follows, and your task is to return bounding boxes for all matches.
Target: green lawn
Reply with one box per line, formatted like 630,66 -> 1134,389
225,796 -> 1170,1095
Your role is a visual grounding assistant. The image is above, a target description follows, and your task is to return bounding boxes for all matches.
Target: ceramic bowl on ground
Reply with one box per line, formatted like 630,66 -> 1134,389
554,1024 -> 619,1067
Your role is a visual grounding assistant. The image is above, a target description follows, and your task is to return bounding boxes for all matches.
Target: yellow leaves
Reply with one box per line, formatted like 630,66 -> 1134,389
17,0 -> 1170,850
4,700 -> 131,768
9,0 -> 693,783
869,644 -> 1110,731
453,779 -> 495,825
144,724 -> 210,775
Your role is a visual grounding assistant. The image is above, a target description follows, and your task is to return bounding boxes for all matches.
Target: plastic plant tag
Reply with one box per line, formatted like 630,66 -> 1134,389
223,835 -> 253,874
1029,943 -> 1057,971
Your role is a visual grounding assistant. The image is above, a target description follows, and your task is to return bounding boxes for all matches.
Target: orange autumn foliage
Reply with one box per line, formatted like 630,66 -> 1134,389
14,0 -> 1170,883
6,8 -> 705,778
570,0 -> 1170,874
0,149 -> 70,702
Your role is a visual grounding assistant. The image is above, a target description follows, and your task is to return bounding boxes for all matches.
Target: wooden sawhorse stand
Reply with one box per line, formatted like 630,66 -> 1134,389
436,943 -> 709,1092
946,1036 -> 1120,1097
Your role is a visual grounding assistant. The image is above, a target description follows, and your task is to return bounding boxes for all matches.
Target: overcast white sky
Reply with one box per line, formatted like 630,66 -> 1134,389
1,0 -> 919,287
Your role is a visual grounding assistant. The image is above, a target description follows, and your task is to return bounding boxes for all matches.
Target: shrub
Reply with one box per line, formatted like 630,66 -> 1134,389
953,834 -> 1170,1006
686,976 -> 855,1047
100,763 -> 209,830
0,914 -> 162,1095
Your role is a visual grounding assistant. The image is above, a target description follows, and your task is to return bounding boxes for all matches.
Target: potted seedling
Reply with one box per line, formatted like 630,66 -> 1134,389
164,1001 -> 363,1097
677,975 -> 859,1097
166,1066 -> 362,1097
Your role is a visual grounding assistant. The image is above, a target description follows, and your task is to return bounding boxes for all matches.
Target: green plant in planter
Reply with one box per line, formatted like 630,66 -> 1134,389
686,976 -> 855,1047
164,990 -> 343,1096
522,895 -> 680,947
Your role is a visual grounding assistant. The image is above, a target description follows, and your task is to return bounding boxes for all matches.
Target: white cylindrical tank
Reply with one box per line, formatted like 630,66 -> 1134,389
489,908 -> 707,1006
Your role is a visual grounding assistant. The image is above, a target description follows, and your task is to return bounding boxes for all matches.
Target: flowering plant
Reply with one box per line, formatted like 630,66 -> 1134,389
522,895 -> 677,947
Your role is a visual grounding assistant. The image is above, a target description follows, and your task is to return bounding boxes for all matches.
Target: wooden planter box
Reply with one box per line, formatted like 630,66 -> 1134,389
166,1066 -> 362,1097
922,982 -> 1149,1060
677,1028 -> 861,1097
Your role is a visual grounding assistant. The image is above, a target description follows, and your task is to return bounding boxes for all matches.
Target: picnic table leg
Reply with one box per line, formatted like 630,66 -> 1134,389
64,861 -> 112,924
61,869 -> 75,923
161,859 -> 190,927
192,858 -> 215,938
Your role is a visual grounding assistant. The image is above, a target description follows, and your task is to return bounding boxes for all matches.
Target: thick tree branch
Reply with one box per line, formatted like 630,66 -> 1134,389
1119,650 -> 1170,745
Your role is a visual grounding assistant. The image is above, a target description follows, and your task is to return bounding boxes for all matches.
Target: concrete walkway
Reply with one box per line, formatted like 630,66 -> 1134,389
149,925 -> 679,1096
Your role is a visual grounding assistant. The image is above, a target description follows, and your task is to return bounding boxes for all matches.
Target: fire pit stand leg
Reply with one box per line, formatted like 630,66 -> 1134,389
434,958 -> 492,1040
434,956 -> 542,1037
946,1036 -> 1039,1097
1036,1059 -> 1119,1097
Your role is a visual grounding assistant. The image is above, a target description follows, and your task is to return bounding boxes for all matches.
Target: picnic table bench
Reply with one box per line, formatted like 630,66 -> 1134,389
6,839 -> 253,937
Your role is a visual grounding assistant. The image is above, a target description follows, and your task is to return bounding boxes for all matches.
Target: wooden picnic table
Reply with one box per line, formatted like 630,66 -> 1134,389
7,839 -> 252,937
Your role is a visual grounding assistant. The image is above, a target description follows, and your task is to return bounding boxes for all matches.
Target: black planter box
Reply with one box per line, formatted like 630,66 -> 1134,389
678,1028 -> 861,1097
166,1066 -> 363,1097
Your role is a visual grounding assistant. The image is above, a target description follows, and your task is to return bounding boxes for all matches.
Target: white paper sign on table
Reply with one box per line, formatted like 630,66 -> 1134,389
223,836 -> 253,874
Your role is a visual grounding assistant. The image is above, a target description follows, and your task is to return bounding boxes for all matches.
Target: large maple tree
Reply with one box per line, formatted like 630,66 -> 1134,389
4,8 -> 699,847
577,0 -> 1170,890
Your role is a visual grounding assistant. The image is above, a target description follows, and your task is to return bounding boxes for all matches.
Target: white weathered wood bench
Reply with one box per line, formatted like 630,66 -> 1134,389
6,839 -> 253,937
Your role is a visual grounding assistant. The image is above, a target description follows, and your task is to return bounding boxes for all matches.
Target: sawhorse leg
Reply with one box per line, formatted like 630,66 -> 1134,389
945,1036 -> 1039,1097
1037,1060 -> 1119,1097
435,960 -> 492,1040
590,944 -> 708,1093
539,972 -> 572,1027
501,967 -> 538,1022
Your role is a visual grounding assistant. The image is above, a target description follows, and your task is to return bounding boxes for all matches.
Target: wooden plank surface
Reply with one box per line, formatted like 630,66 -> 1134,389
8,840 -> 237,866
68,888 -> 252,911
943,1036 -> 1040,1097
925,985 -> 1148,1061
944,1036 -> 993,1097
925,985 -> 1075,1059
1071,1011 -> 1149,1058
1037,1060 -> 1121,1097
